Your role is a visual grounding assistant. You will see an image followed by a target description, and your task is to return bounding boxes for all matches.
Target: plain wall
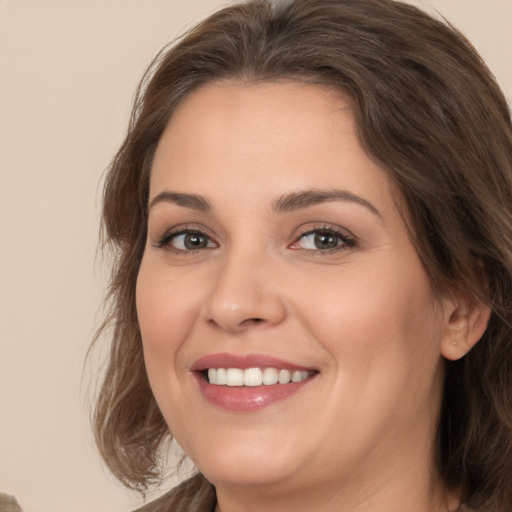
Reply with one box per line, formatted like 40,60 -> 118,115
1,1 -> 511,511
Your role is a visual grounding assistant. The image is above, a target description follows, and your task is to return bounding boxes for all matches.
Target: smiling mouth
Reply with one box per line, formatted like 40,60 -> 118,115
193,355 -> 319,410
204,367 -> 317,386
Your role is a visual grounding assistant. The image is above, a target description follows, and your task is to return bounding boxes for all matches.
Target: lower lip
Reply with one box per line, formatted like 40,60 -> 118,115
195,373 -> 315,411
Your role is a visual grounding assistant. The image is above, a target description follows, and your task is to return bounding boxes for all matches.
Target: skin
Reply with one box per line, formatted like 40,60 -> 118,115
136,82 -> 489,511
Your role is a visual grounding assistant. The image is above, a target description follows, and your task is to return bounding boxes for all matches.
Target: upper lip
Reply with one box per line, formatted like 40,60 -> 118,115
190,353 -> 315,372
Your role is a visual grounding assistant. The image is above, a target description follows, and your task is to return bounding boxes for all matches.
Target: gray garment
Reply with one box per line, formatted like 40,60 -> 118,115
0,493 -> 22,512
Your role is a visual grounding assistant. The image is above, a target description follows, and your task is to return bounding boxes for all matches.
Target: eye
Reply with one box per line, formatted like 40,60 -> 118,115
158,229 -> 216,252
290,226 -> 356,252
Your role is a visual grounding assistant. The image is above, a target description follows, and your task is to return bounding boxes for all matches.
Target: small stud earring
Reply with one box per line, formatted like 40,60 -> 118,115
452,339 -> 457,346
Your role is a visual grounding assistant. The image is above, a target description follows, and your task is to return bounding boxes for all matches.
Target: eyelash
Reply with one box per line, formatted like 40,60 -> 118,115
155,224 -> 356,255
290,224 -> 357,254
156,225 -> 217,254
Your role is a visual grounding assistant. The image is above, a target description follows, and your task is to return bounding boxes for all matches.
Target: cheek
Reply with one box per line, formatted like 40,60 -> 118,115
299,256 -> 443,372
300,258 -> 444,437
135,259 -> 210,437
135,261 -> 202,369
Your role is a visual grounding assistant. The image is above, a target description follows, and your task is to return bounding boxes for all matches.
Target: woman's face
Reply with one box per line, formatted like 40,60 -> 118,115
137,82 -> 450,497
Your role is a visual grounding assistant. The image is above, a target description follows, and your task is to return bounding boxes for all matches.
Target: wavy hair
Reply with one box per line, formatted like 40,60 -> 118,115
92,0 -> 512,509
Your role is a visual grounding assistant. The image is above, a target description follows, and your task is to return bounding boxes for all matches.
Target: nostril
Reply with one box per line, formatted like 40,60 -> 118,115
207,317 -> 264,329
246,318 -> 264,324
236,317 -> 266,328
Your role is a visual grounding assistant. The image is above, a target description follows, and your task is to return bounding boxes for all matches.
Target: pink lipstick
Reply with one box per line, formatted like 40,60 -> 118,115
191,353 -> 318,411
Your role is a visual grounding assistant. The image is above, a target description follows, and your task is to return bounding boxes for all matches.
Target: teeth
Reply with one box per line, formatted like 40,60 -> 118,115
244,367 -> 263,386
216,368 -> 227,385
292,370 -> 310,382
207,367 -> 311,386
226,368 -> 244,386
278,369 -> 291,384
262,367 -> 279,385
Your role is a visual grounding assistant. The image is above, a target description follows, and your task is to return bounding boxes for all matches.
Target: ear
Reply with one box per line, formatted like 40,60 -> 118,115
440,292 -> 491,361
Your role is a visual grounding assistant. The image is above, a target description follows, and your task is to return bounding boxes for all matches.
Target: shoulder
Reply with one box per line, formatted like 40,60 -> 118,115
131,474 -> 216,512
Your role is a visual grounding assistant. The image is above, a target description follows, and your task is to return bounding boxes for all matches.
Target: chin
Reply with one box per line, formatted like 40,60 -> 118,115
182,428 -> 307,490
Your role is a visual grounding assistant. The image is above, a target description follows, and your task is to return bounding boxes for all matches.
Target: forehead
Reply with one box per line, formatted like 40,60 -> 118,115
155,80 -> 352,166
150,81 -> 395,215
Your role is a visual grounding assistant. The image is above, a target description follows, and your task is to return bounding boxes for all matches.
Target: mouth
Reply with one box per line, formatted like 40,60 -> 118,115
191,353 -> 318,411
204,367 -> 315,386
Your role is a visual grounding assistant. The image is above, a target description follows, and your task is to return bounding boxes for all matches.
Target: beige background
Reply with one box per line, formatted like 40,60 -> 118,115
1,1 -> 511,511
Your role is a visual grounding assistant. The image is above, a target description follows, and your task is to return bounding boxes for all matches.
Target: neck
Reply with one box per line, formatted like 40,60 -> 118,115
213,447 -> 461,512
214,478 -> 460,512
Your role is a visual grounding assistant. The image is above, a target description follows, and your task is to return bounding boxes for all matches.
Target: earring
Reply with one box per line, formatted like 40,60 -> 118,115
452,339 -> 457,346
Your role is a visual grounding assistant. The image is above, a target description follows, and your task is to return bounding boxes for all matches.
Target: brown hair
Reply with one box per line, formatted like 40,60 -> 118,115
93,0 -> 512,508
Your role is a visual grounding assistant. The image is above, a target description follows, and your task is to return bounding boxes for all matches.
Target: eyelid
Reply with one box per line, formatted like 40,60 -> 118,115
289,223 -> 357,252
152,222 -> 356,254
155,224 -> 218,252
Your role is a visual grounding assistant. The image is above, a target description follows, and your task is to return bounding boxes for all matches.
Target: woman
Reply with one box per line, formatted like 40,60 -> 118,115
92,0 -> 512,510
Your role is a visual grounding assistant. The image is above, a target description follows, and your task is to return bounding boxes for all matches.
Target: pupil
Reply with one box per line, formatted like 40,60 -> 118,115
185,233 -> 206,249
314,231 -> 337,249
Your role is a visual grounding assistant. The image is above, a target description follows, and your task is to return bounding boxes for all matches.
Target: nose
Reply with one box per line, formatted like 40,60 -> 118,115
201,251 -> 287,334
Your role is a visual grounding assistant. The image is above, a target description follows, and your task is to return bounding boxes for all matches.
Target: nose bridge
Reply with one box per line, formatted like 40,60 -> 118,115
202,243 -> 286,332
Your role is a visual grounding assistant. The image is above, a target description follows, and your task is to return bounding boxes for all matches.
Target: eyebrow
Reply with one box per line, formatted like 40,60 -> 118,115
148,188 -> 381,218
272,189 -> 381,217
148,191 -> 211,212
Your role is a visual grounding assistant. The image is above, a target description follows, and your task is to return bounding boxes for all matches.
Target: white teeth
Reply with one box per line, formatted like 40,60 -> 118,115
207,367 -> 228,386
207,367 -> 312,386
244,367 -> 263,386
292,370 -> 309,382
262,367 -> 279,385
216,368 -> 227,385
278,369 -> 291,384
226,368 -> 244,386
